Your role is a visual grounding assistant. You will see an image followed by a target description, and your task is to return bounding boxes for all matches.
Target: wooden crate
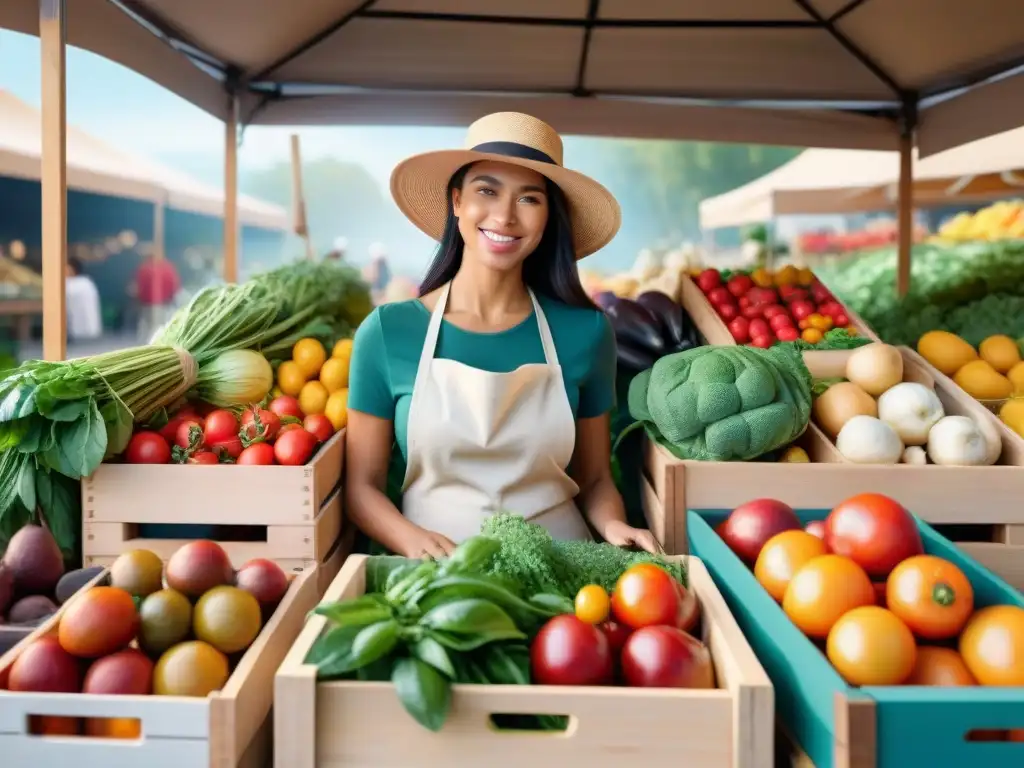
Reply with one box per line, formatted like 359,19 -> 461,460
274,554 -> 774,768
0,565 -> 319,768
641,348 -> 1024,555
688,510 -> 1024,768
677,273 -> 880,346
82,429 -> 345,566
957,542 -> 1024,593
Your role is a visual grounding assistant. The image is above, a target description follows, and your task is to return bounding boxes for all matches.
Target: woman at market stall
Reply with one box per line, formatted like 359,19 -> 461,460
346,112 -> 660,559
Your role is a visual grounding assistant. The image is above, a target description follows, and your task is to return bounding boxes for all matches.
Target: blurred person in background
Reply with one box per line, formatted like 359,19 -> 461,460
133,250 -> 180,342
325,237 -> 348,262
362,242 -> 392,304
65,256 -> 102,341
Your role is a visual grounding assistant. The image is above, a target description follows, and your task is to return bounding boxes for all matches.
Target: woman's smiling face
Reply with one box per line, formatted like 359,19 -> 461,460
452,161 -> 549,272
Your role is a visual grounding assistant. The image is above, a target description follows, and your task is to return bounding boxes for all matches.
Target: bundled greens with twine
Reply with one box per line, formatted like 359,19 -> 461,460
0,261 -> 372,553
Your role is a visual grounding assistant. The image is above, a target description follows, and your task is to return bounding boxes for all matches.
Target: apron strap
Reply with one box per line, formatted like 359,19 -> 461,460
413,282 -> 451,394
528,289 -> 560,367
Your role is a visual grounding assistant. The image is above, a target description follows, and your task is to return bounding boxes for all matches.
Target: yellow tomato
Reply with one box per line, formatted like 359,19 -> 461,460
332,338 -> 354,360
299,381 -> 329,415
827,606 -> 917,686
574,585 -> 611,625
319,357 -> 349,393
325,389 -> 349,430
292,338 -> 327,378
276,361 -> 308,397
751,268 -> 773,288
808,314 -> 833,331
797,267 -> 815,286
801,328 -> 824,344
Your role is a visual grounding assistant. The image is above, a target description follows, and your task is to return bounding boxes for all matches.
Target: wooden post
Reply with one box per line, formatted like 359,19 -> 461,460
290,134 -> 315,260
896,130 -> 913,297
223,95 -> 240,283
40,0 -> 67,361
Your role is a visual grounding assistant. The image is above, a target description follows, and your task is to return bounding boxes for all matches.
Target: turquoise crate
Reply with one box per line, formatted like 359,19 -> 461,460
687,508 -> 1024,768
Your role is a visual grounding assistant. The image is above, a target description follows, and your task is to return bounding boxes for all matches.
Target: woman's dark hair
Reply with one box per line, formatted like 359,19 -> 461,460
67,256 -> 84,275
419,163 -> 595,309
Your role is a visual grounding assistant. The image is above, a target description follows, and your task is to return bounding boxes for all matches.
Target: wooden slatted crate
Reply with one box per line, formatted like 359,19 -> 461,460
274,554 -> 774,768
82,429 -> 346,568
0,566 -> 320,767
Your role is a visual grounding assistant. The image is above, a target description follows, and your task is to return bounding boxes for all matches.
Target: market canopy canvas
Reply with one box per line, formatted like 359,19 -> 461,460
700,125 -> 1024,229
0,90 -> 288,229
2,0 -> 1023,154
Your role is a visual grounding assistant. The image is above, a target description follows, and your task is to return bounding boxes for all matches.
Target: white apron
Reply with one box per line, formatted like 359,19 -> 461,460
402,283 -> 593,543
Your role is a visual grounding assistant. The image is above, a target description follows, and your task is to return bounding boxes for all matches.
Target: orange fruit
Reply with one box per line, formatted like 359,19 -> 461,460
276,361 -> 307,397
782,554 -> 875,638
959,605 -> 1024,686
905,646 -> 977,686
754,530 -> 828,602
58,586 -> 138,658
886,555 -> 974,640
298,381 -> 329,416
827,606 -> 917,686
319,357 -> 349,393
292,338 -> 326,377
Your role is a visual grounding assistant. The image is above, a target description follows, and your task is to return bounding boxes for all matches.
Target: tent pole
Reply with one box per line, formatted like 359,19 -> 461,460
223,95 -> 240,282
289,134 -> 315,260
895,125 -> 914,298
39,0 -> 67,361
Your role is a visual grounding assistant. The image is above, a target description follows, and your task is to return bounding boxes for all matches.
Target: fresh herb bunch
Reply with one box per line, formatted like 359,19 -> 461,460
307,536 -> 573,732
480,513 -> 686,597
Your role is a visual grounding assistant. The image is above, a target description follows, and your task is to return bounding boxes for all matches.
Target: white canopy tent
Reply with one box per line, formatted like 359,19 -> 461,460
0,90 -> 289,229
699,125 -> 1024,230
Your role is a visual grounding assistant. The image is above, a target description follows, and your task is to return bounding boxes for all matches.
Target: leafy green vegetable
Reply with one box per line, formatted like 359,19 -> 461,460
481,513 -> 685,597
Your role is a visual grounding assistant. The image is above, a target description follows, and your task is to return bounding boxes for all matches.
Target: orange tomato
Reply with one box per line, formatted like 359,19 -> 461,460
782,554 -> 875,638
755,530 -> 828,602
959,605 -> 1024,686
904,646 -> 977,686
801,328 -> 823,344
827,606 -> 917,685
886,555 -> 974,640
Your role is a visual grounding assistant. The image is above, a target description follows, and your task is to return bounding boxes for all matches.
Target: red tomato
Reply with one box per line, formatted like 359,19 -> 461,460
278,423 -> 302,435
269,396 -> 304,421
769,314 -> 794,331
158,414 -> 188,444
717,498 -> 801,563
728,317 -> 750,343
209,436 -> 243,460
599,621 -> 632,654
187,451 -> 220,465
621,626 -> 714,689
273,429 -> 318,466
824,493 -> 923,579
124,432 -> 171,464
761,304 -> 787,319
674,581 -> 701,633
707,287 -> 731,307
775,326 -> 800,342
240,408 -> 281,443
303,414 -> 335,443
718,304 -> 738,321
203,410 -> 239,444
748,319 -> 770,339
834,313 -> 850,328
174,420 -> 205,450
695,269 -> 721,293
611,563 -> 681,630
531,615 -> 613,686
741,305 -> 764,320
237,443 -> 276,465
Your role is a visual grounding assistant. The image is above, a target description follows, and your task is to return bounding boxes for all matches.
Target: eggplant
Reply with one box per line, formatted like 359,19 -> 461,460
606,299 -> 666,354
616,340 -> 658,372
636,291 -> 686,348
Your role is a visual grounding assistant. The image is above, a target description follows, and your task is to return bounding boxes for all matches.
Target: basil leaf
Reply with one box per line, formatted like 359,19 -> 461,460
417,575 -> 555,629
34,468 -> 79,556
0,377 -> 37,422
420,599 -> 525,647
18,418 -> 47,453
16,459 -> 35,515
392,657 -> 451,732
349,619 -> 401,668
46,398 -> 89,423
441,536 -> 500,574
413,636 -> 455,678
425,629 -> 491,653
365,555 -> 414,593
479,644 -> 530,686
100,398 -> 134,457
307,624 -> 362,677
530,593 -> 575,615
314,595 -> 391,629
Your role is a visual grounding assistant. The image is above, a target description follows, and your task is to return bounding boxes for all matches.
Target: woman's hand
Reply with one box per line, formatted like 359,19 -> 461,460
601,519 -> 663,554
399,526 -> 457,560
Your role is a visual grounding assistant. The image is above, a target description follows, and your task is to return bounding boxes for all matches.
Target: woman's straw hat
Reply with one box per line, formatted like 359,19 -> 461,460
390,112 -> 621,259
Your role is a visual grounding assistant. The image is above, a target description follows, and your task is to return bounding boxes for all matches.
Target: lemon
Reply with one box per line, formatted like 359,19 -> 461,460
292,338 -> 327,378
276,361 -> 307,397
299,381 -> 329,415
319,357 -> 349,393
978,335 -> 1021,374
325,389 -> 349,430
332,338 -> 354,360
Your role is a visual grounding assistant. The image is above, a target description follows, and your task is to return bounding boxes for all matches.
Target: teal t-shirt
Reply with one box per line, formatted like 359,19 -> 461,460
348,294 -> 617,468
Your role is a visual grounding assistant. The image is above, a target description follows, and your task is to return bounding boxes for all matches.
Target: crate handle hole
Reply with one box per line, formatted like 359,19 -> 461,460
486,714 -> 575,735
28,715 -> 142,740
965,728 -> 1024,742
127,522 -> 268,543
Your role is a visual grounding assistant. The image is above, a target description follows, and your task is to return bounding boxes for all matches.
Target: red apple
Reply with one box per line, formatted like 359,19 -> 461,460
716,499 -> 802,563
